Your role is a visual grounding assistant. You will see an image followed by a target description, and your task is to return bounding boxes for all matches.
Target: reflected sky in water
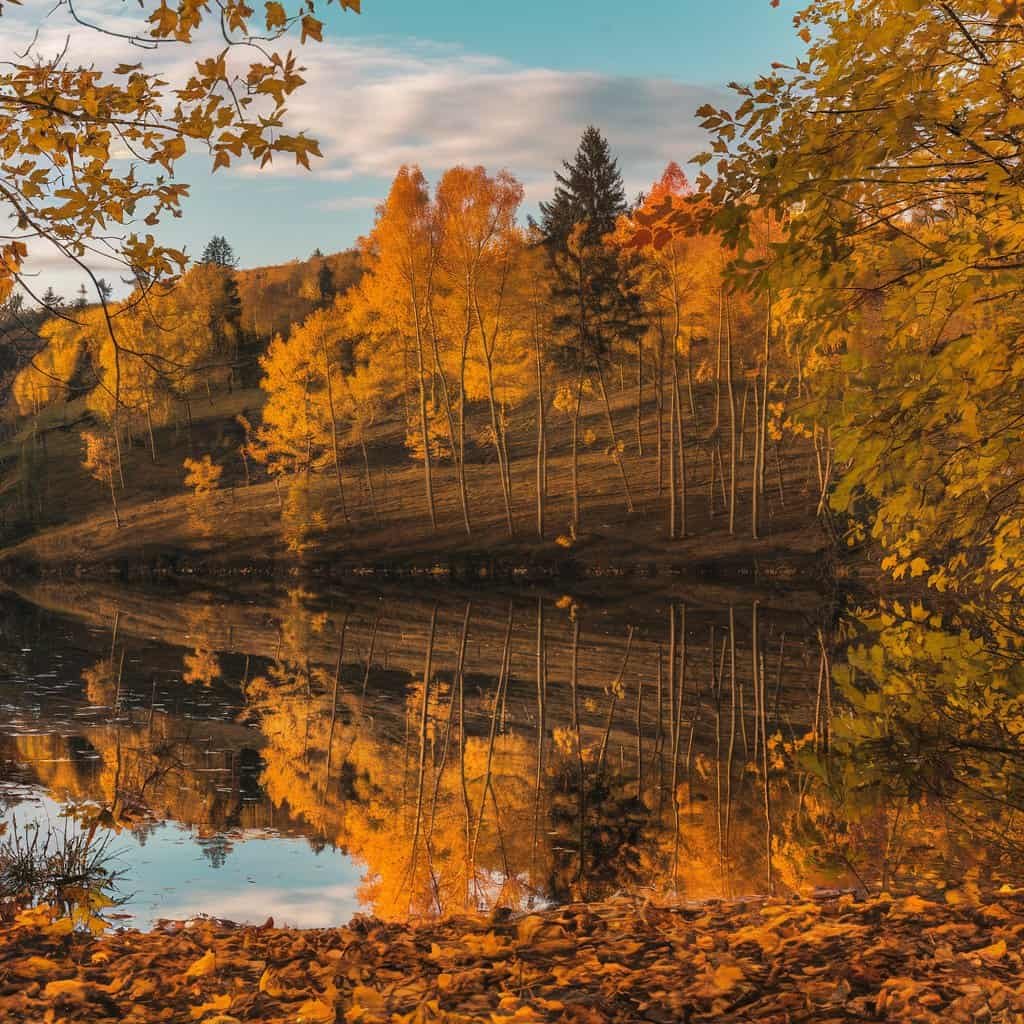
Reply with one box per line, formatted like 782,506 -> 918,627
2,581 -> 1022,930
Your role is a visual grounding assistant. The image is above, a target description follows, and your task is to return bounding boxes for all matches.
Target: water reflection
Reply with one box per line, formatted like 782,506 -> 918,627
1,582 -> 1021,928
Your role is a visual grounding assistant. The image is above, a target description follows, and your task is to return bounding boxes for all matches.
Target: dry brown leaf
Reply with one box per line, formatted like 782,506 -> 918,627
190,993 -> 232,1020
185,949 -> 217,979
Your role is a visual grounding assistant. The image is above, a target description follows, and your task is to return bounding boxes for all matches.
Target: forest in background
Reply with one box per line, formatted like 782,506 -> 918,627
0,0 -> 1022,622
0,135 -> 829,573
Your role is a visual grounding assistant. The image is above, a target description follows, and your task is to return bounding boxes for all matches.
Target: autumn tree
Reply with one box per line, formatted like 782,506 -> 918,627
615,164 -> 724,539
350,167 -> 440,530
435,166 -> 529,537
541,127 -> 644,528
693,0 -> 1024,596
183,455 -> 223,499
0,0 -> 361,495
82,430 -> 121,528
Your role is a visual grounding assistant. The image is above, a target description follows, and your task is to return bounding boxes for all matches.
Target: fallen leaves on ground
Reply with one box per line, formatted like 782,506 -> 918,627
3,891 -> 1024,1022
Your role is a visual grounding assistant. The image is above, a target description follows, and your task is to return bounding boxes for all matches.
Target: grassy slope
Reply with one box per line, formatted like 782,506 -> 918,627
0,375 -> 831,576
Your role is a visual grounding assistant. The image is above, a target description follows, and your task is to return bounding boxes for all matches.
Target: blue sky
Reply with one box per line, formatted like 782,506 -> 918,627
8,0 -> 806,294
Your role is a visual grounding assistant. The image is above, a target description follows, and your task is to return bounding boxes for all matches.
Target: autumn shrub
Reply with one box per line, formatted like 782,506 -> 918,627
183,455 -> 223,499
0,816 -> 124,930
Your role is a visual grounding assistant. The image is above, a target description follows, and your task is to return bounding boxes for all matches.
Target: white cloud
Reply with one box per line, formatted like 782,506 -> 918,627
275,38 -> 726,204
317,194 -> 384,213
1,4 -> 727,289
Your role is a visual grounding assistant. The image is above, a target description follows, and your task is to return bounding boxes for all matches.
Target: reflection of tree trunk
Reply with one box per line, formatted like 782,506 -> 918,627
597,626 -> 634,772
635,672 -> 644,802
755,601 -> 774,894
408,604 -> 437,907
571,616 -> 586,890
724,608 -> 737,865
458,605 -> 473,903
474,604 -> 513,876
324,615 -> 347,788
655,645 -> 664,810
670,607 -> 685,882
531,599 -> 546,885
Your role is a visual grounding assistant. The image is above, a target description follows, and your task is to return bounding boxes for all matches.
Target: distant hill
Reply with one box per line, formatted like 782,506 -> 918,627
236,249 -> 362,344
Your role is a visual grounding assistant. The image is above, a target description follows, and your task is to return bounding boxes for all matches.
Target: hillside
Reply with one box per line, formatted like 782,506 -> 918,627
0,366 -> 830,579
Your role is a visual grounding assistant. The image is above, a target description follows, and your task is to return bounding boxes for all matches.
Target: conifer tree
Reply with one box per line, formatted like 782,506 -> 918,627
199,235 -> 239,269
540,126 -> 644,524
539,126 -> 628,249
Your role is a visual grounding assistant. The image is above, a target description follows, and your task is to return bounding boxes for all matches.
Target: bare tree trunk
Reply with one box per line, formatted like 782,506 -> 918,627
668,376 -> 677,538
320,335 -> 348,522
534,326 -> 547,539
145,400 -> 157,463
108,471 -> 121,529
656,323 -> 665,493
569,363 -> 585,537
635,334 -> 644,457
594,356 -> 634,513
725,295 -> 737,536
672,342 -> 687,539
360,437 -> 380,525
739,380 -> 750,462
428,307 -> 471,536
412,317 -> 437,531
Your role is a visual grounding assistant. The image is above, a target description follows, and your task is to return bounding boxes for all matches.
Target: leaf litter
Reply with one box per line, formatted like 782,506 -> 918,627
3,888 -> 1024,1022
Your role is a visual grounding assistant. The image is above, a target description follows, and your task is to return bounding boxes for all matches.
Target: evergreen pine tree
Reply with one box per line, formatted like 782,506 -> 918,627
539,126 -> 643,363
199,235 -> 239,268
317,261 -> 335,307
539,125 -> 628,249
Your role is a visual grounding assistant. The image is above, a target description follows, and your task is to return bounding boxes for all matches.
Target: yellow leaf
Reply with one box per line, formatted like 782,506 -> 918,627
300,14 -> 323,43
20,955 -> 62,975
130,978 -> 158,999
895,894 -> 935,915
165,137 -> 187,161
517,915 -> 546,943
299,997 -> 336,1023
976,939 -> 1007,961
711,963 -> 745,993
43,979 -> 90,1000
185,949 -> 217,979
265,0 -> 287,30
258,967 -> 284,997
191,994 -> 232,1020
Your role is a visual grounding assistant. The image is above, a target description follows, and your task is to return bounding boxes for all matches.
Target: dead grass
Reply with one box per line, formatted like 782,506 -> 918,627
0,378 -> 830,574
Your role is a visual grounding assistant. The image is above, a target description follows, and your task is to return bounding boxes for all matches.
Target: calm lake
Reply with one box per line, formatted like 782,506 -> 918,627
1,579 -> 1020,929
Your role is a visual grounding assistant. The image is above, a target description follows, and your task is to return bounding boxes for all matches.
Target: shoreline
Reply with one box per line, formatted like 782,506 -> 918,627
3,889 -> 1020,1022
